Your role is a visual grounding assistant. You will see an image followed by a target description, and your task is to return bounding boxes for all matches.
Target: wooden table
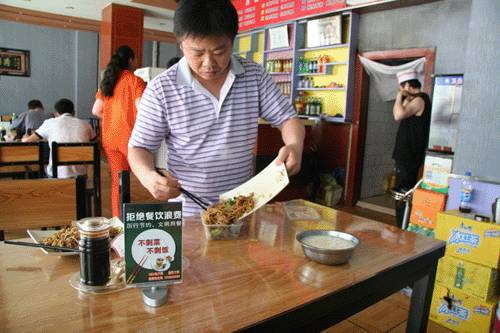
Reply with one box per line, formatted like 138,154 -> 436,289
0,201 -> 445,332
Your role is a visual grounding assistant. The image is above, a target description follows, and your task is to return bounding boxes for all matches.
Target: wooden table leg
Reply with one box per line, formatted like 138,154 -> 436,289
407,262 -> 438,333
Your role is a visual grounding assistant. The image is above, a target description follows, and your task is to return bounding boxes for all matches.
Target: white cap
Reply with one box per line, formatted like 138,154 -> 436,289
396,69 -> 418,84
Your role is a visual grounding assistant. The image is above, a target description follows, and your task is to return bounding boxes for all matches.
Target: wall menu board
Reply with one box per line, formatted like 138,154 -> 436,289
234,0 -> 346,32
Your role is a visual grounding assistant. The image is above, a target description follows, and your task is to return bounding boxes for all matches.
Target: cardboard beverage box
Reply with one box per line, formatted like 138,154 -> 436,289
435,211 -> 500,268
436,256 -> 499,301
410,188 -> 447,229
422,154 -> 453,194
430,283 -> 498,333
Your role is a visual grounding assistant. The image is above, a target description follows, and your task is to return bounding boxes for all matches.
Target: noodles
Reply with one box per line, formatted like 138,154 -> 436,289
202,193 -> 255,225
42,226 -> 79,249
42,225 -> 123,249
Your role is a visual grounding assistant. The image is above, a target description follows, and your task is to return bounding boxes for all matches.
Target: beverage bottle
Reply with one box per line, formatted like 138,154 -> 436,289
299,57 -> 304,73
459,171 -> 473,213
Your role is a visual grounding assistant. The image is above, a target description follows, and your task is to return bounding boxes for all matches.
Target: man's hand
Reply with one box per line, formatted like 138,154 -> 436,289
128,146 -> 181,200
143,169 -> 181,200
396,89 -> 409,100
276,143 -> 303,176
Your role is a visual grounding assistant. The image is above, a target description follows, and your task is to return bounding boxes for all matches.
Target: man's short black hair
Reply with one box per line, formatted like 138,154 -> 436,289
400,79 -> 422,89
54,98 -> 74,115
174,0 -> 239,41
28,100 -> 43,110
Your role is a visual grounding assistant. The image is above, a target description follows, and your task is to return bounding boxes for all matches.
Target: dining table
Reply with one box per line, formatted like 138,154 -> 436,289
0,200 -> 445,332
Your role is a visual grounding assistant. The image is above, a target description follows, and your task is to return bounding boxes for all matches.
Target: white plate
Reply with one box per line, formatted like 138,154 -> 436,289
27,217 -> 125,256
220,157 -> 289,220
27,229 -> 79,256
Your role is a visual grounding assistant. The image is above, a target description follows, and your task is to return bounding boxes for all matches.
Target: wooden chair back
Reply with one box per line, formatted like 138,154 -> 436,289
0,175 -> 87,240
0,142 -> 44,178
51,142 -> 101,216
119,170 -> 158,219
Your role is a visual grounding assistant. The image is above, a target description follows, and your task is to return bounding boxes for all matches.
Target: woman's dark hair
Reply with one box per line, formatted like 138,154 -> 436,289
174,0 -> 238,42
27,100 -> 43,110
54,98 -> 74,115
100,45 -> 135,97
400,79 -> 422,89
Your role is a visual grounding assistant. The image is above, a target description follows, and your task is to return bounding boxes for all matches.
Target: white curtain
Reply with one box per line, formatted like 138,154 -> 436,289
359,56 -> 426,102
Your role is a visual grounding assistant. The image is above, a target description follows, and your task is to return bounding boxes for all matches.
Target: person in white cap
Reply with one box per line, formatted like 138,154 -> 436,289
392,69 -> 431,228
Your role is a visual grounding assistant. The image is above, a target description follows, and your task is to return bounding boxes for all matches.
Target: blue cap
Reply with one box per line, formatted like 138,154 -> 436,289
465,171 -> 472,176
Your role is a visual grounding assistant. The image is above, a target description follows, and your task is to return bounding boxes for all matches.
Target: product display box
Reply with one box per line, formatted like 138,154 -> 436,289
436,256 -> 499,301
435,211 -> 500,268
430,283 -> 498,333
410,188 -> 447,229
422,154 -> 453,194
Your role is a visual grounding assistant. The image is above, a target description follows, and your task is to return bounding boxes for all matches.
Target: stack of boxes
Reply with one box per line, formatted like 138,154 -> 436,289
429,211 -> 500,333
407,188 -> 447,237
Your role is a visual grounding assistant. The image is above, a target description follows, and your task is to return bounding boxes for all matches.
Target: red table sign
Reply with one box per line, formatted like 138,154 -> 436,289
234,0 -> 346,32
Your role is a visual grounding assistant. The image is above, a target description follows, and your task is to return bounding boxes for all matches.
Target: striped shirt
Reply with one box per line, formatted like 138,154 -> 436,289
129,56 -> 296,216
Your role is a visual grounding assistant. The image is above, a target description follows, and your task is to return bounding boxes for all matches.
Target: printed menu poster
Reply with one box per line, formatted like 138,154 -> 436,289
124,202 -> 182,287
233,0 -> 346,32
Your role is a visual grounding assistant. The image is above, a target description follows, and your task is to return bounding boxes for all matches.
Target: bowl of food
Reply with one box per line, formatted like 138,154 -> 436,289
201,193 -> 255,240
27,217 -> 124,256
296,230 -> 359,265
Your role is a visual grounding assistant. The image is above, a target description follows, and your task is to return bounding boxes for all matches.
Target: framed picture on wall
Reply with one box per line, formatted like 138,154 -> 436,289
306,15 -> 342,48
0,48 -> 30,77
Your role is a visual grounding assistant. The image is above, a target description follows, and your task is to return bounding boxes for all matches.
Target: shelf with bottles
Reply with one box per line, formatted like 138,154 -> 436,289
293,91 -> 324,117
291,12 -> 357,122
265,58 -> 293,74
275,79 -> 292,97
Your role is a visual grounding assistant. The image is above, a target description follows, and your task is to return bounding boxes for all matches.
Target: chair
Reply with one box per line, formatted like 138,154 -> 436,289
84,117 -> 100,140
51,142 -> 101,216
0,142 -> 45,178
119,170 -> 158,220
0,175 -> 88,241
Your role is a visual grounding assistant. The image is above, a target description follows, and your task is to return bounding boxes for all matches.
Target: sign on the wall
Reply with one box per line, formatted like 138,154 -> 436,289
428,74 -> 464,153
233,0 -> 346,32
0,48 -> 30,77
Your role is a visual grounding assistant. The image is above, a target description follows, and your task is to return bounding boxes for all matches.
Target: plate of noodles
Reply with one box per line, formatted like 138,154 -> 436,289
201,158 -> 289,240
27,217 -> 124,256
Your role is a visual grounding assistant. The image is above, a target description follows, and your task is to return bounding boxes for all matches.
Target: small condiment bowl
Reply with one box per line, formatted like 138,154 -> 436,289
296,230 -> 359,265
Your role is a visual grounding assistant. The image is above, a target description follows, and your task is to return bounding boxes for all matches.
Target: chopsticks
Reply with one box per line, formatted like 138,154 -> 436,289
126,254 -> 148,284
179,188 -> 209,211
4,240 -> 81,252
155,168 -> 210,210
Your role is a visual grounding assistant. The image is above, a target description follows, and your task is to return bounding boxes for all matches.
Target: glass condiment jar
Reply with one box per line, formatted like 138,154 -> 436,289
77,217 -> 111,286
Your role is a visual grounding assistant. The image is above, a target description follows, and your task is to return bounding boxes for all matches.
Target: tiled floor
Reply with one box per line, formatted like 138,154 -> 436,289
5,161 -> 455,333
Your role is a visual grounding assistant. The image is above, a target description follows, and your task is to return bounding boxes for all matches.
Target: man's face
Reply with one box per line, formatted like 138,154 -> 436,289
180,34 -> 233,83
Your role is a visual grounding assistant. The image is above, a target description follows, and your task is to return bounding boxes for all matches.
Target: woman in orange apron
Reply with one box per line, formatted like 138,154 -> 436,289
92,45 -> 145,217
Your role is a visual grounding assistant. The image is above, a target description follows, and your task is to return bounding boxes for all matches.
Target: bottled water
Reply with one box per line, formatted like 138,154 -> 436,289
459,171 -> 473,213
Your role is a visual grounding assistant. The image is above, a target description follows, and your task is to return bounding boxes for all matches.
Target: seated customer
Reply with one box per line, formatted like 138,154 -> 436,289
11,99 -> 52,137
22,98 -> 95,178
